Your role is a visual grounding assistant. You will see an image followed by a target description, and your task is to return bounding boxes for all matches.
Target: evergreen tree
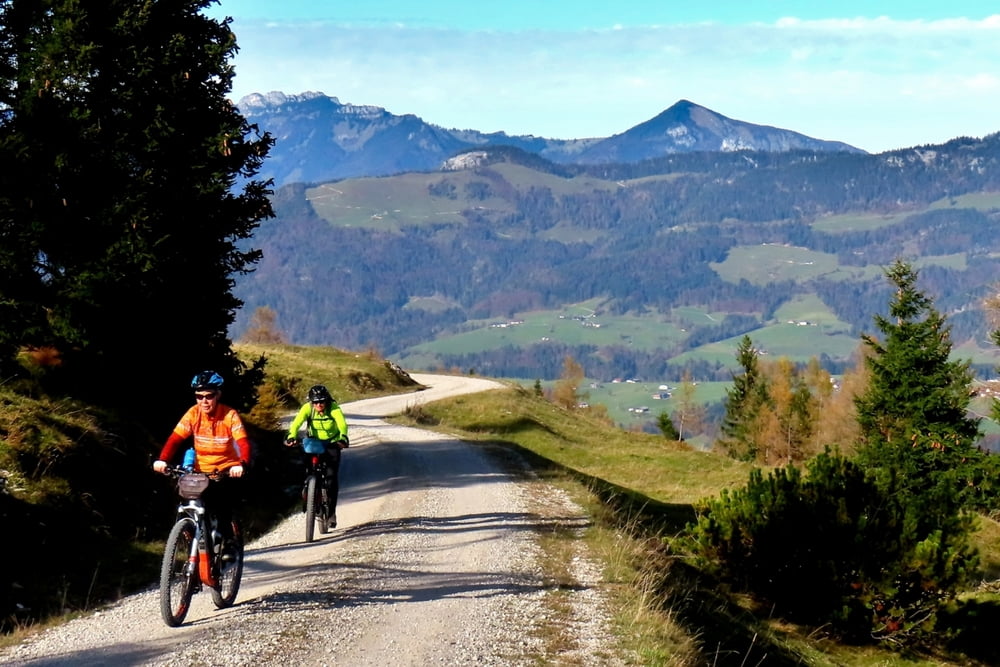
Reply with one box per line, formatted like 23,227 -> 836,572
718,335 -> 768,461
656,411 -> 680,440
855,261 -> 979,445
0,0 -> 273,416
854,259 -> 982,501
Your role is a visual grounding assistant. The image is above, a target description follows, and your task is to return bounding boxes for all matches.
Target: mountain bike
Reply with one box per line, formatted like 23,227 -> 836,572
158,467 -> 245,627
290,439 -> 334,543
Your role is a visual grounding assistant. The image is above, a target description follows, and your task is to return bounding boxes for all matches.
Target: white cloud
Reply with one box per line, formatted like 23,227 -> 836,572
226,16 -> 1000,152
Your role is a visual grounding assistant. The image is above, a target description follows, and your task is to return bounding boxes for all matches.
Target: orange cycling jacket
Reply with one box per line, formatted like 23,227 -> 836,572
158,403 -> 252,472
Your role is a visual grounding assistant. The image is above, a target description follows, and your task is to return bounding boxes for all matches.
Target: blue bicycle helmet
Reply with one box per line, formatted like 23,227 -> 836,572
191,370 -> 225,391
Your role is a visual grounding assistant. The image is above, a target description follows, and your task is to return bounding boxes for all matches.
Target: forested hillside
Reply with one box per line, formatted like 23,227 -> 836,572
233,136 -> 1000,383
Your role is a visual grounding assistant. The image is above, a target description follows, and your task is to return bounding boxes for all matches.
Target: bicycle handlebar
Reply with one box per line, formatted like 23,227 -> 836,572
161,466 -> 230,480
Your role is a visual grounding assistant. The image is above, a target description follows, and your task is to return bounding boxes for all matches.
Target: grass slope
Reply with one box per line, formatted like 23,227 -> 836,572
397,381 -> 1000,666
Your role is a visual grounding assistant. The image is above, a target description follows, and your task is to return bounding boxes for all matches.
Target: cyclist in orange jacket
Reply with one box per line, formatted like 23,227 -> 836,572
153,371 -> 252,552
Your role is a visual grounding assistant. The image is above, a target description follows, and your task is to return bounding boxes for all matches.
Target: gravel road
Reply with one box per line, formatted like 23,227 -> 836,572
2,374 -> 627,666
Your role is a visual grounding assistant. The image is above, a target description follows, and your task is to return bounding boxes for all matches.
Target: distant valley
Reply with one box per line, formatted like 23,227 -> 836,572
231,92 -> 1000,399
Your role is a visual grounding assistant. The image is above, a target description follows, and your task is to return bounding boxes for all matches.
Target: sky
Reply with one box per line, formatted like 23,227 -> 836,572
205,1 -> 1000,154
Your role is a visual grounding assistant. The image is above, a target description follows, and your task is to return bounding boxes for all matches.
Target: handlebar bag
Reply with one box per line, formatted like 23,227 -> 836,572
302,437 -> 327,455
178,472 -> 211,499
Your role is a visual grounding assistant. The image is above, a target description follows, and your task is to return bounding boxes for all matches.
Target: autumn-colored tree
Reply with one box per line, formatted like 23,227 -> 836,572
757,357 -> 815,464
552,355 -> 585,409
811,347 -> 867,456
241,306 -> 286,345
671,369 -> 705,441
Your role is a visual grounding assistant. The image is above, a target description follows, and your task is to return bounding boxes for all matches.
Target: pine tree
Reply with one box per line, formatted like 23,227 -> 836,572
0,0 -> 274,414
657,411 -> 680,440
855,261 -> 979,445
718,335 -> 768,461
854,259 -> 981,501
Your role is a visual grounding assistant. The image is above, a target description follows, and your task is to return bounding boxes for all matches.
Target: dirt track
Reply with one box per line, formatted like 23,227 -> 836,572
2,373 -> 625,666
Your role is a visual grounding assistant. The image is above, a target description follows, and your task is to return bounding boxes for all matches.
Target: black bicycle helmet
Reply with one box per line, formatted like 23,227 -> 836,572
307,384 -> 333,403
191,370 -> 225,391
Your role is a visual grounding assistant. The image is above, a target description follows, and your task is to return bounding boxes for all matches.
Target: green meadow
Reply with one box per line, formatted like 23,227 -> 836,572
304,162 -> 621,230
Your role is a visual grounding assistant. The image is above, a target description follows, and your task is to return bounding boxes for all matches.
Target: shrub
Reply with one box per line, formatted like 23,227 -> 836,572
683,451 -> 978,643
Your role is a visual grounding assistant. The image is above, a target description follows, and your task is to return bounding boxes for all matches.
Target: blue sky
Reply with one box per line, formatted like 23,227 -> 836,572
207,1 -> 1000,153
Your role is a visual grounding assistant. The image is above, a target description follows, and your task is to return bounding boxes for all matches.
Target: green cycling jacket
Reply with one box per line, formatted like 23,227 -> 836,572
287,401 -> 348,441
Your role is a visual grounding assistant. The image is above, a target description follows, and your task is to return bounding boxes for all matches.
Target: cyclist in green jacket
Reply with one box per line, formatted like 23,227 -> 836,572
285,385 -> 349,528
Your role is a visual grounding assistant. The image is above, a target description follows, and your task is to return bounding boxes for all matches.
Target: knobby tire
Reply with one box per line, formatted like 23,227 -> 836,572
159,519 -> 197,627
304,474 -> 317,543
211,519 -> 244,608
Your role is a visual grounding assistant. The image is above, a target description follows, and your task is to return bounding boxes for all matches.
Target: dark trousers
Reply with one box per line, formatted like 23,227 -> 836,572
202,476 -> 242,539
321,446 -> 342,511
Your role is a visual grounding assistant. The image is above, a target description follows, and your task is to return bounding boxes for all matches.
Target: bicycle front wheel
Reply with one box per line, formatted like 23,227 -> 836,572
159,519 -> 197,627
304,474 -> 317,543
211,520 -> 244,608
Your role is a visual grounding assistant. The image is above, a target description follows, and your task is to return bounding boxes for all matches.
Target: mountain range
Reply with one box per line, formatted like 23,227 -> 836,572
231,92 -> 1000,387
237,91 -> 865,187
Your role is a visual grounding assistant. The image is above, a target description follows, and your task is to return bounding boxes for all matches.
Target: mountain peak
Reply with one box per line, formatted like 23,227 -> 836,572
236,90 -> 336,109
574,99 -> 863,160
238,91 -> 864,186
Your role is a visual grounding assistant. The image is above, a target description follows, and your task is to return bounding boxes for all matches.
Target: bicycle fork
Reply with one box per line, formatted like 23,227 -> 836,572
180,504 -> 219,589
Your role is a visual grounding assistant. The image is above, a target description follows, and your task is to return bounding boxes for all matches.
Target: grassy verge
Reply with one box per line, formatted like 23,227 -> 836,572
392,381 -> 1000,666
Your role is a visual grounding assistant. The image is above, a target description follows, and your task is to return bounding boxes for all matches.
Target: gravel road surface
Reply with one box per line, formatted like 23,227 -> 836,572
2,373 -> 626,666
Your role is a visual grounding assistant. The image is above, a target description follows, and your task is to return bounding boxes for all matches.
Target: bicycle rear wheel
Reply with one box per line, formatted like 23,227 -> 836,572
211,520 -> 244,608
159,519 -> 197,627
304,474 -> 317,542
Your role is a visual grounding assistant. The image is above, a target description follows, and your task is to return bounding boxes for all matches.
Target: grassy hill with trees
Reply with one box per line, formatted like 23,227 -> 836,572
8,261 -> 1000,666
388,261 -> 1000,665
232,139 -> 1000,415
7,3 -> 1000,663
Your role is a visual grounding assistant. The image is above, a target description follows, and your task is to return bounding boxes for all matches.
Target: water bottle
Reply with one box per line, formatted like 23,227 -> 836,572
182,448 -> 196,470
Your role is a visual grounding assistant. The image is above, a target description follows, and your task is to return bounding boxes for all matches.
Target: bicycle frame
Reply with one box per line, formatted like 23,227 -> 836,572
175,497 -> 220,588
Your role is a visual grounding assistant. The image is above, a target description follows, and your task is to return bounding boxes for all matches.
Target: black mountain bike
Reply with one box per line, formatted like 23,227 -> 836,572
299,446 -> 333,543
158,467 -> 245,627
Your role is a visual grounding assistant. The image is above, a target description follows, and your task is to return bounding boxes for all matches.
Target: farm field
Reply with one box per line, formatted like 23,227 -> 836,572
404,300 -> 686,356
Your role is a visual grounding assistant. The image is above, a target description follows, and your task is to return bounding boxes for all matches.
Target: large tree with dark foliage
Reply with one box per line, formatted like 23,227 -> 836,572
0,0 -> 273,417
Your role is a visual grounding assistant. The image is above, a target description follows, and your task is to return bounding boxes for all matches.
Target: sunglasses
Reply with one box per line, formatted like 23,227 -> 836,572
194,393 -> 218,401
